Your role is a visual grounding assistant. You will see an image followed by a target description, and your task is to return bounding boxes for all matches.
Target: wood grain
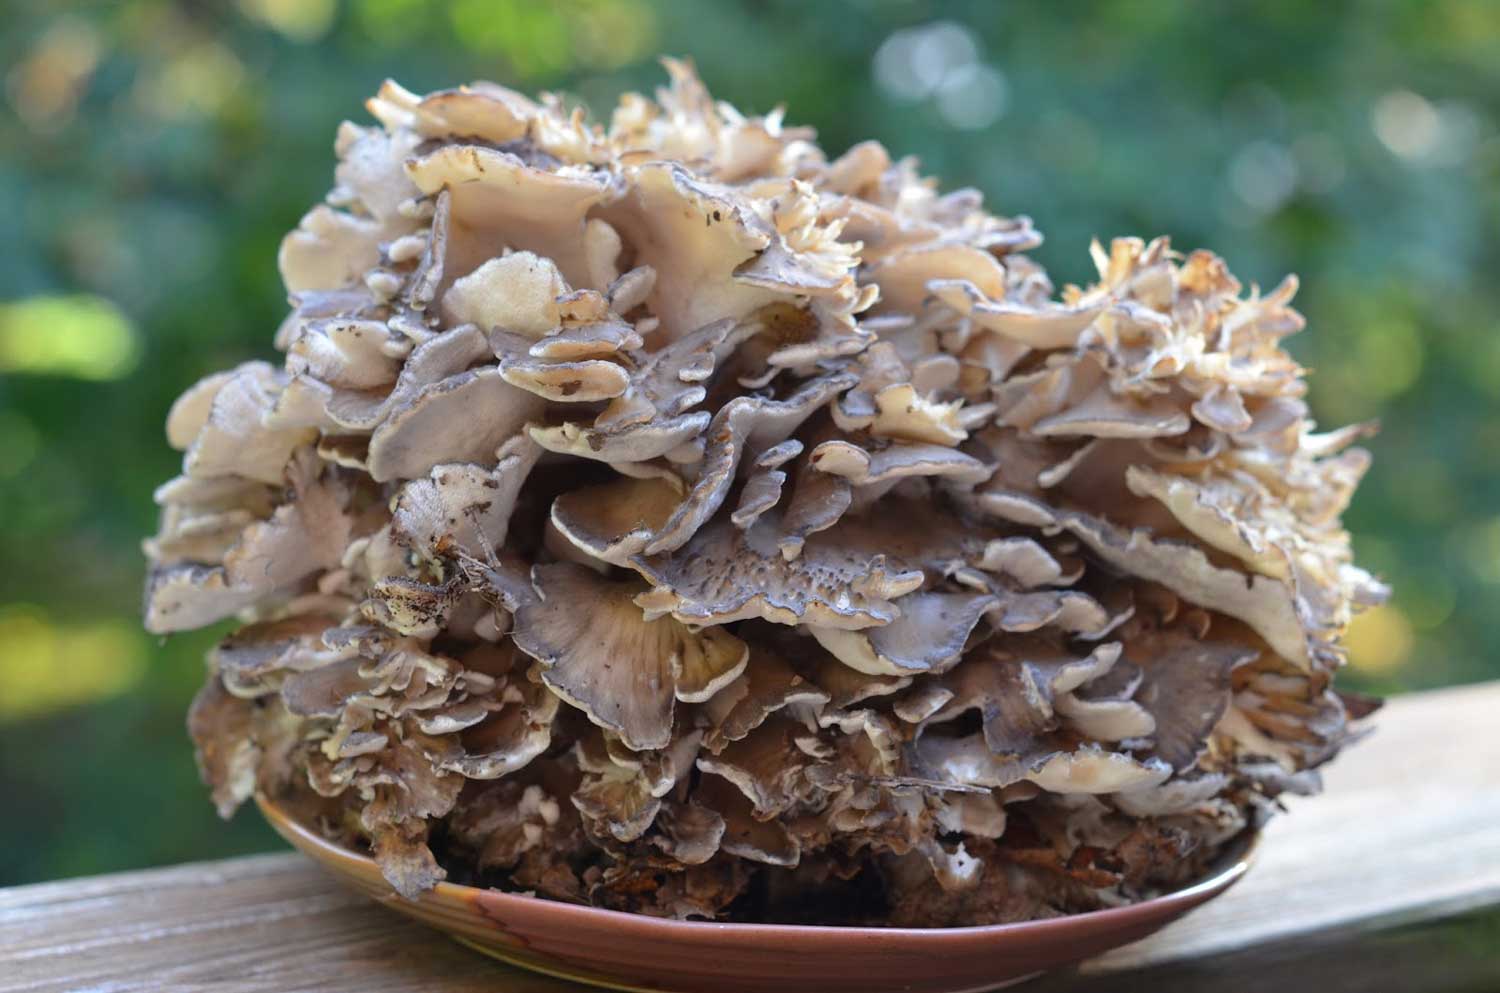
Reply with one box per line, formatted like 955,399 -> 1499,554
3,681 -> 1497,993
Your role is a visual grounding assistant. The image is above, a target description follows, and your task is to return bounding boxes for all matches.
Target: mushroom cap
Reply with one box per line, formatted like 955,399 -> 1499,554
512,563 -> 747,750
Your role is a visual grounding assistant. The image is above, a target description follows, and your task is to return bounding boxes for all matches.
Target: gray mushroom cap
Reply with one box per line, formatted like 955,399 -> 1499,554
512,563 -> 747,750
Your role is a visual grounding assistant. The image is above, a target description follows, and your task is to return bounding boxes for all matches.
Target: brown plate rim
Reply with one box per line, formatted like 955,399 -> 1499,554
257,792 -> 1257,945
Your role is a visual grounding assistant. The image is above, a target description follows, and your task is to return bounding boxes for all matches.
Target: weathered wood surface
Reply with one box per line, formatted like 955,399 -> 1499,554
3,681 -> 1497,993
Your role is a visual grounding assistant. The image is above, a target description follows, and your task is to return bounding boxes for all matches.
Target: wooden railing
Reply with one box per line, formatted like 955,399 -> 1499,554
3,681 -> 1497,992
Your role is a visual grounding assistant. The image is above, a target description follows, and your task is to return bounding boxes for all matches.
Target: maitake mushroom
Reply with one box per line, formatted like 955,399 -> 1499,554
147,61 -> 1386,925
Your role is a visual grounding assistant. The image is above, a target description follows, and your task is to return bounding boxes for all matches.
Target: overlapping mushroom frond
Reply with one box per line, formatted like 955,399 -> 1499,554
147,60 -> 1385,924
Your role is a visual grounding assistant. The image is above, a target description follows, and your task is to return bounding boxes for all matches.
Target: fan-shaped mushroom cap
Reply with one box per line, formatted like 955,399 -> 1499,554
930,278 -> 1105,350
405,144 -> 617,290
1056,510 -> 1311,669
145,450 -> 350,632
653,801 -> 727,865
439,669 -> 559,779
915,638 -> 1123,752
442,252 -> 569,336
703,645 -> 830,751
279,206 -> 385,294
513,563 -> 747,750
366,368 -> 544,482
808,591 -> 998,676
638,370 -> 859,555
392,435 -> 540,562
867,244 -> 1006,315
550,475 -> 683,566
1119,626 -> 1259,770
1028,748 -> 1172,794
912,731 -> 1170,795
599,164 -> 776,337
632,516 -> 925,629
305,323 -> 494,432
400,83 -> 536,144
493,338 -> 631,404
183,363 -> 318,484
696,716 -> 820,820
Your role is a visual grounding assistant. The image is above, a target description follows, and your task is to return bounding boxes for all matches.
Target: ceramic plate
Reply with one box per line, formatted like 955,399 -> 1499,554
258,794 -> 1255,993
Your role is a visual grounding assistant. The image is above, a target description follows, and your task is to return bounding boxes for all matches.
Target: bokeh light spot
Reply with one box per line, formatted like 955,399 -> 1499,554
4,16 -> 101,134
448,0 -> 570,75
1344,605 -> 1415,674
0,606 -> 147,722
935,63 -> 1008,131
1372,90 -> 1441,161
133,42 -> 246,120
1229,141 -> 1298,214
238,0 -> 338,42
1458,517 -> 1500,585
1355,316 -> 1424,400
354,0 -> 429,44
572,0 -> 658,70
874,21 -> 980,104
1401,576 -> 1457,631
0,294 -> 139,381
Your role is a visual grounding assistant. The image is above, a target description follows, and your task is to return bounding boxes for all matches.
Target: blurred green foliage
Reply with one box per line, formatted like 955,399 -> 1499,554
1,0 -> 1496,886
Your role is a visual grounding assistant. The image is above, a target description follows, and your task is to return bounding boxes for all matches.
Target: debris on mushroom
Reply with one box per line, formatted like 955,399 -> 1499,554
148,60 -> 1386,927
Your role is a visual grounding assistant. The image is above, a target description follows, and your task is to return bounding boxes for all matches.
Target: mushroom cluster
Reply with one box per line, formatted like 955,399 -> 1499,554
146,62 -> 1386,926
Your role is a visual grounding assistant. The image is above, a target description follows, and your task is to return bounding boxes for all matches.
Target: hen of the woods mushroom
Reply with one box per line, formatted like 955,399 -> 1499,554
145,61 -> 1387,926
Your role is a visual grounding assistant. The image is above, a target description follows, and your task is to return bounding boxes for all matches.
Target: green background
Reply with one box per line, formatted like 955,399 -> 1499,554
2,0 -> 1496,886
